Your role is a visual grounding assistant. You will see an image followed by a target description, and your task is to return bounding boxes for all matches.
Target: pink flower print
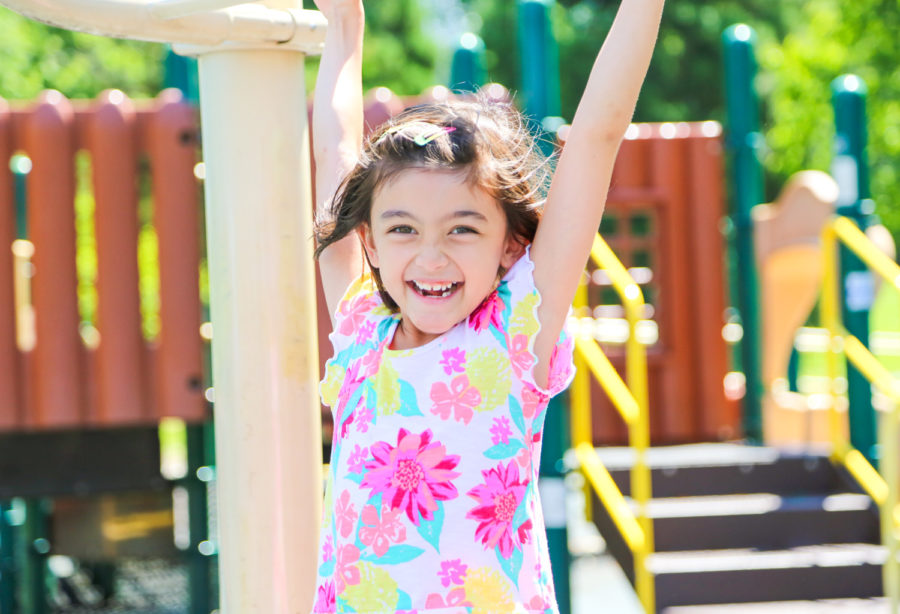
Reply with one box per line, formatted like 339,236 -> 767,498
466,460 -> 533,558
334,543 -> 360,594
425,588 -> 470,608
322,534 -> 334,562
338,293 -> 377,336
437,559 -> 468,587
359,504 -> 407,557
527,595 -> 550,610
516,428 -> 535,469
490,416 -> 513,445
439,348 -> 466,375
358,319 -> 375,344
548,336 -> 574,392
509,334 -> 534,378
336,362 -> 365,428
360,346 -> 383,378
355,405 -> 374,433
347,444 -> 369,474
313,580 -> 335,612
469,290 -> 504,332
362,428 -> 461,526
522,383 -> 549,419
429,374 -> 481,425
335,490 -> 357,538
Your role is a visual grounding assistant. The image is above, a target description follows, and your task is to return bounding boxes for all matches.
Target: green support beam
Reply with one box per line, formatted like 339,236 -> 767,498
831,75 -> 878,465
722,24 -> 764,443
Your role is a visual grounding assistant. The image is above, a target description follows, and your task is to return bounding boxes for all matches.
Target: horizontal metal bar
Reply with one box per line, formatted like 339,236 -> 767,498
150,0 -> 256,20
0,0 -> 326,51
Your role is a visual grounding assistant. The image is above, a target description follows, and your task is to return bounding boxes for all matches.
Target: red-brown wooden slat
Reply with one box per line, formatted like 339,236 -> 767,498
146,89 -> 204,422
0,97 -> 20,429
687,129 -> 738,440
88,90 -> 146,424
24,91 -> 84,428
650,129 -> 698,441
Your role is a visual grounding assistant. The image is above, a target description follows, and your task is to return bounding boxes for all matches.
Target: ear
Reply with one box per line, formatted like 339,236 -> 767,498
500,234 -> 526,270
358,224 -> 379,268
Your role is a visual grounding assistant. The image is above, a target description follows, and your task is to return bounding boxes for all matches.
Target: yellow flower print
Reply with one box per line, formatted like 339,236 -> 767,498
463,567 -> 514,614
508,292 -> 540,338
372,358 -> 401,415
321,363 -> 345,408
341,561 -> 399,612
466,347 -> 511,412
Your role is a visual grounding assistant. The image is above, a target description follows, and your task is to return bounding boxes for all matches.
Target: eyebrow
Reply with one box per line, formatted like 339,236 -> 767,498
379,209 -> 488,221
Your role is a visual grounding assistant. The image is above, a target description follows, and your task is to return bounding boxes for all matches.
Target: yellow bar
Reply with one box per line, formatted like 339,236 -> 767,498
575,443 -> 645,551
844,334 -> 900,403
844,448 -> 888,505
575,337 -> 639,426
832,217 -> 900,291
821,222 -> 845,456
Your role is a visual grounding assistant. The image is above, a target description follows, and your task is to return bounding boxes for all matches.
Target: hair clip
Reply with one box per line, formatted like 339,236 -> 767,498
413,125 -> 456,146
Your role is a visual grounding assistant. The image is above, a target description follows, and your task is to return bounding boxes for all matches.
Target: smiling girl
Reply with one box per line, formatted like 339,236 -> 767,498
310,1 -> 663,612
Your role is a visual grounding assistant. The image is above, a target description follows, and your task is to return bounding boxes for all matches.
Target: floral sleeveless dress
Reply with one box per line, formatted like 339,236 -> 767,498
311,248 -> 576,614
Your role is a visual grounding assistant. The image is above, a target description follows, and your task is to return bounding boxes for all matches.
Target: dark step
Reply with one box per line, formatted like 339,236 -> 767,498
646,493 -> 879,551
594,445 -> 848,498
663,598 -> 890,613
651,544 -> 885,609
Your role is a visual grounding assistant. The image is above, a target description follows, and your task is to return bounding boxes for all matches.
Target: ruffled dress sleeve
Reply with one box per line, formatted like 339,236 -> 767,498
319,273 -> 393,408
497,245 -> 576,398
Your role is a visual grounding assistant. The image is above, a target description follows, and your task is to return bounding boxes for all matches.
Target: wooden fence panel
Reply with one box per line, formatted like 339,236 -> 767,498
0,98 -> 18,429
24,91 -> 83,429
89,89 -> 145,424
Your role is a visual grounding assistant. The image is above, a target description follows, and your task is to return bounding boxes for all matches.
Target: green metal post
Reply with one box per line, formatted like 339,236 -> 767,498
722,24 -> 764,443
164,46 -> 200,105
1,501 -> 16,613
831,74 -> 877,465
518,2 -> 570,611
184,422 -> 214,614
449,32 -> 486,94
17,499 -> 50,614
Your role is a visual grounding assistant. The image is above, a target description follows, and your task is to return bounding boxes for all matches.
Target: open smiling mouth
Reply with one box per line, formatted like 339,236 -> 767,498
408,280 -> 461,298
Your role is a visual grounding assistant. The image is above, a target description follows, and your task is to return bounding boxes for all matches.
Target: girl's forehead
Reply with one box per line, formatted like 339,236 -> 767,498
371,168 -> 503,220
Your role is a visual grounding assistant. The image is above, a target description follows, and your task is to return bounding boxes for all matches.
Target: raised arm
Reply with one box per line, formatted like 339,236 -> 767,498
313,0 -> 366,320
530,0 -> 664,386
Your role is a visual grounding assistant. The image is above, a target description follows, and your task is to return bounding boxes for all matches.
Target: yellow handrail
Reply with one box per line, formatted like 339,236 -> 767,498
821,216 -> 900,609
571,234 -> 654,613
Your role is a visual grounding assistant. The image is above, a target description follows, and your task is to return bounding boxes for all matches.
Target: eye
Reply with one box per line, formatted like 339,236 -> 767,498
388,225 -> 415,234
450,226 -> 479,235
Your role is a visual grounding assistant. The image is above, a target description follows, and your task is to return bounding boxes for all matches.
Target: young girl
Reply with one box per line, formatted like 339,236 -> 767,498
310,1 -> 663,612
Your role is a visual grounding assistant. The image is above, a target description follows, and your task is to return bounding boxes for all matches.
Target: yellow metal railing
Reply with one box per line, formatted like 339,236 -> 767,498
571,234 -> 654,613
821,216 -> 900,609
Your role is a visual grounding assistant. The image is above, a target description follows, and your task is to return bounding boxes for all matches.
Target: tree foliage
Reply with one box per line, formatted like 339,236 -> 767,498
758,0 -> 900,245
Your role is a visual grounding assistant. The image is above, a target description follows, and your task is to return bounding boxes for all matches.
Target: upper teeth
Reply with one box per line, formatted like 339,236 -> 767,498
414,281 -> 454,292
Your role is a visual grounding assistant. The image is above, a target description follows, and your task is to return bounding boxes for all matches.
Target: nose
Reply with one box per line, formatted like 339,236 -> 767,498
415,242 -> 449,271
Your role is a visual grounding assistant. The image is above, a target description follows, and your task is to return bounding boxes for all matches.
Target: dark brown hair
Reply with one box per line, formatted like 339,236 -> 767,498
314,91 -> 552,310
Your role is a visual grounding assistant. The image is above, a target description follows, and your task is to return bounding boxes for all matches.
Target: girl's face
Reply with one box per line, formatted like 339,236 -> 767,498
361,169 -> 522,349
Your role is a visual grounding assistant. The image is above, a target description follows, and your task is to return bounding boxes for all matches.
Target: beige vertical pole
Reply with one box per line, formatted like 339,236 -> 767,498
185,11 -> 322,611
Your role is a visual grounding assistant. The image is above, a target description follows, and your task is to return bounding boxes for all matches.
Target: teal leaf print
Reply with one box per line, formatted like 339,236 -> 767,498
495,543 -> 523,585
508,394 -> 526,435
533,405 -> 548,434
398,380 -> 423,416
513,482 -> 531,530
318,558 -> 334,578
396,590 -> 412,610
490,326 -> 509,350
484,439 -> 525,460
416,501 -> 445,552
346,472 -> 364,485
362,545 -> 425,565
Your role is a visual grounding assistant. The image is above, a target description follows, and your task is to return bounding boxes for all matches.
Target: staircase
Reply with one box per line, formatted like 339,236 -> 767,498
589,444 -> 885,611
